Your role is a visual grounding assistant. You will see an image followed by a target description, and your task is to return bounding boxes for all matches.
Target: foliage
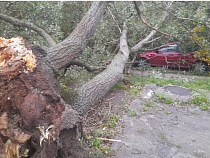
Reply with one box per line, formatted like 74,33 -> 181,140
142,100 -> 155,111
158,133 -> 167,139
84,112 -> 119,157
107,113 -> 119,128
191,25 -> 210,64
91,138 -> 101,148
0,1 -> 64,45
142,105 -> 149,112
190,93 -> 209,110
2,1 -> 210,110
176,99 -> 188,106
61,1 -> 91,40
144,100 -> 154,108
154,93 -> 174,104
128,110 -> 137,116
2,1 -> 210,69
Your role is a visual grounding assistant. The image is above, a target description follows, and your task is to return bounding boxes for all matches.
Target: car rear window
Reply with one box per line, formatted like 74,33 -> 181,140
160,44 -> 179,52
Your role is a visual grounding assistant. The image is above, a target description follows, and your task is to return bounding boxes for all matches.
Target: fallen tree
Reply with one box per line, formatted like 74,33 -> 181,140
0,37 -> 89,158
0,1 -> 174,157
0,23 -> 128,157
70,23 -> 129,115
0,2 -> 108,158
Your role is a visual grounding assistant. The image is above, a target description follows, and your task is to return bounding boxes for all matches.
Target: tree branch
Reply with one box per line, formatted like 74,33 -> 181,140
69,60 -> 101,72
180,23 -> 203,49
0,13 -> 56,47
107,6 -> 122,33
144,35 -> 163,44
47,2 -> 109,71
130,1 -> 174,53
71,22 -> 130,115
133,1 -> 172,36
58,60 -> 104,81
152,1 -> 205,26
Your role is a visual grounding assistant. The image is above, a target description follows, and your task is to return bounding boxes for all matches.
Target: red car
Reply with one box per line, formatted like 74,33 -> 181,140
135,42 -> 209,72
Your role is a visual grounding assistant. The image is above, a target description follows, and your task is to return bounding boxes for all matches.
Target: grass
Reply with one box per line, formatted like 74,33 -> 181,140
144,100 -> 153,107
176,99 -> 188,106
142,105 -> 149,111
190,93 -> 209,110
120,105 -> 128,110
128,110 -> 137,116
107,113 -> 119,128
158,133 -> 167,139
154,93 -> 174,104
84,112 -> 120,157
123,73 -> 210,110
110,81 -> 124,92
137,128 -> 145,134
126,74 -> 210,91
110,70 -> 210,100
142,101 -> 155,111
176,145 -> 182,148
128,88 -> 139,96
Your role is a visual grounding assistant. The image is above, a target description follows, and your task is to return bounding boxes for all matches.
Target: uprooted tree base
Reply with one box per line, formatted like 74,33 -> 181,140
0,37 -> 95,158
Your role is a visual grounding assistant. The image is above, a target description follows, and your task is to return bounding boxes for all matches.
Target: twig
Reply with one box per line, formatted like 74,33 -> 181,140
133,1 -> 184,44
126,54 -> 137,74
144,35 -> 163,44
103,39 -> 119,46
107,6 -> 122,33
99,138 -> 122,142
180,23 -> 204,49
106,97 -> 115,101
153,2 -> 205,26
133,1 -> 170,36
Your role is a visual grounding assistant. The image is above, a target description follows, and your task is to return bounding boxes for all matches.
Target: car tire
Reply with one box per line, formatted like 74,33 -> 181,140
192,61 -> 208,72
136,58 -> 149,67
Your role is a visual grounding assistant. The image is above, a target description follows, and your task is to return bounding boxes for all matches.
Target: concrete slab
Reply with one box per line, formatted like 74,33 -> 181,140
111,84 -> 210,158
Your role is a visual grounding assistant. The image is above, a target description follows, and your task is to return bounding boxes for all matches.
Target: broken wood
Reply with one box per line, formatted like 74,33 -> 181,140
0,37 -> 90,158
100,138 -> 122,142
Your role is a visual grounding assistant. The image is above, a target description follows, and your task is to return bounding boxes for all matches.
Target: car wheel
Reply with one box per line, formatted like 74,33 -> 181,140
136,58 -> 149,66
192,61 -> 207,72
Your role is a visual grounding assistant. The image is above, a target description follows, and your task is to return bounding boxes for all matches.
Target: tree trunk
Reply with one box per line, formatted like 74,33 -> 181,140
47,2 -> 109,71
71,23 -> 129,115
0,1 -> 174,157
0,2 -> 109,157
0,37 -> 96,158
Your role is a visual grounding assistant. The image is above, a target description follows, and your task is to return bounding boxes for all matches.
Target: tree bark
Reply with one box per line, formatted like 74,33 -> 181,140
47,2 -> 109,71
0,2 -> 110,157
0,37 -> 97,158
71,23 -> 129,115
0,2 -> 109,70
0,1 -> 174,157
68,60 -> 101,72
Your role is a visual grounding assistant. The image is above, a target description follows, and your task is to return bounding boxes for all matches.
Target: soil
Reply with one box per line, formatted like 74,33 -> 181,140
82,88 -> 129,156
82,70 -> 210,158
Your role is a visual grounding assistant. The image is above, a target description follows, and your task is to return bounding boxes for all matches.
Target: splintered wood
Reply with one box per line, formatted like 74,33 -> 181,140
0,112 -> 7,129
0,37 -> 36,71
0,37 -> 35,158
